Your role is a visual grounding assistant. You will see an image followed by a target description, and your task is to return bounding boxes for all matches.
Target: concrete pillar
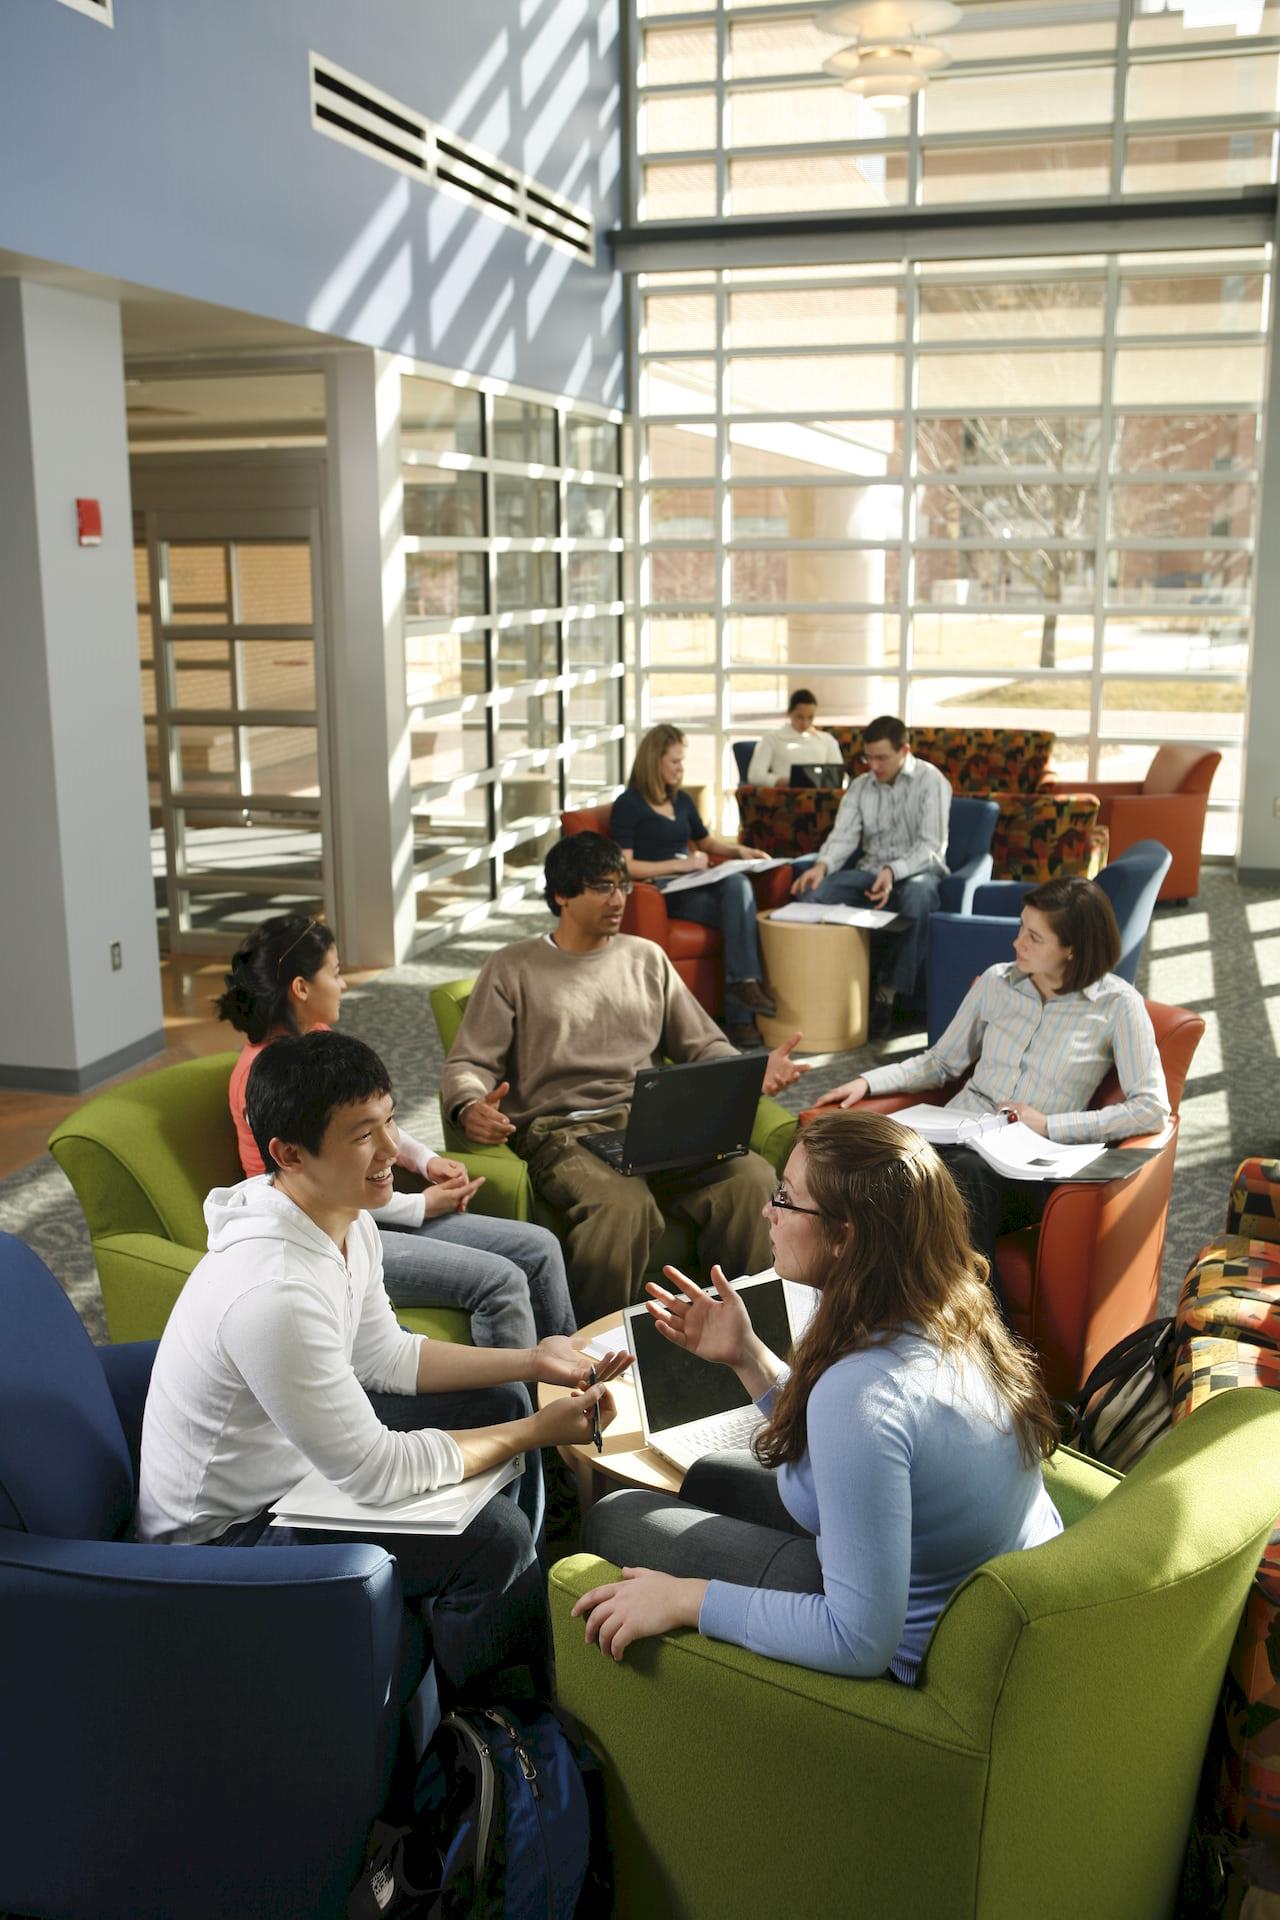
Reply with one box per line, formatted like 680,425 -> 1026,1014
0,279 -> 163,1090
1238,204 -> 1280,878
323,350 -> 416,965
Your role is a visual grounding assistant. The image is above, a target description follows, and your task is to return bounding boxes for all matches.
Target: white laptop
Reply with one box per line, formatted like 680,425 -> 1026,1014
622,1272 -> 816,1474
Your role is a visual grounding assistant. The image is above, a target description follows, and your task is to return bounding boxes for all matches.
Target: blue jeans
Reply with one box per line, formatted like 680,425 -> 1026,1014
665,872 -> 764,1022
810,864 -> 944,998
378,1214 -> 575,1345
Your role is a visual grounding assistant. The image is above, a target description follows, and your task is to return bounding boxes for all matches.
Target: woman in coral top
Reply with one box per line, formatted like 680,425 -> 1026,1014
218,913 -> 574,1348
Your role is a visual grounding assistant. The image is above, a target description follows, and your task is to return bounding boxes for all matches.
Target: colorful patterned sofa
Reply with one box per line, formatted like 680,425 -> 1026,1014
1172,1159 -> 1280,1863
736,724 -> 1103,885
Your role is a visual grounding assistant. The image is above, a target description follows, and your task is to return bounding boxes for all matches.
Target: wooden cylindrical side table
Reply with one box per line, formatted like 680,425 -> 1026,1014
755,910 -> 870,1052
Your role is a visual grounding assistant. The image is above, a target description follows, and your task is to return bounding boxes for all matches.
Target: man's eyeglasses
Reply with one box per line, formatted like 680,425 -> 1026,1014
767,1183 -> 823,1218
582,879 -> 634,898
274,914 -> 325,976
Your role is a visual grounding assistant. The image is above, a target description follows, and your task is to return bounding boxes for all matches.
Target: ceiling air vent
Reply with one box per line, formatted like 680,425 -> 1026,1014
55,0 -> 112,22
310,54 -> 594,266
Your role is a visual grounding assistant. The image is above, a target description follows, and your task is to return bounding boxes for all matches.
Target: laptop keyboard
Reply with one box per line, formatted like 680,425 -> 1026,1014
651,1404 -> 763,1474
586,1130 -> 625,1166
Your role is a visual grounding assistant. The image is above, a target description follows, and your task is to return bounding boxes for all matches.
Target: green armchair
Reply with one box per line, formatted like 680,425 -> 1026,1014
48,1053 -> 472,1345
429,976 -> 798,1287
550,1389 -> 1280,1920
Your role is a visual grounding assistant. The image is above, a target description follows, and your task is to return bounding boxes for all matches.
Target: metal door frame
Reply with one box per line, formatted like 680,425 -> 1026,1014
143,501 -> 335,953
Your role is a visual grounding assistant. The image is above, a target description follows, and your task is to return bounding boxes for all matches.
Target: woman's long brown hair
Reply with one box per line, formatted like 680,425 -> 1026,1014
628,723 -> 685,807
755,1111 -> 1059,1470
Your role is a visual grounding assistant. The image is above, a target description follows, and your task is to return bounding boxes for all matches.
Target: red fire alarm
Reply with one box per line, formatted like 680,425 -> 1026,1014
76,498 -> 102,547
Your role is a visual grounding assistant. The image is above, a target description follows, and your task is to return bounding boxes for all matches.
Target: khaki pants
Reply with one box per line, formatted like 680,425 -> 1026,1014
518,1107 -> 776,1325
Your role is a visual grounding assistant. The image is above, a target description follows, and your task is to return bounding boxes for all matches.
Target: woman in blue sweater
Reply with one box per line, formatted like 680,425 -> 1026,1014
573,1111 -> 1062,1682
611,722 -> 773,1048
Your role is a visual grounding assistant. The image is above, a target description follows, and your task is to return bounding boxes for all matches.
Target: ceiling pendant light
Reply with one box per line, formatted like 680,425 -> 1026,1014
814,0 -> 960,110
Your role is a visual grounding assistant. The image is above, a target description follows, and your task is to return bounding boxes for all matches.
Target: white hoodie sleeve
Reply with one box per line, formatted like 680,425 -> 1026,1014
217,1243 -> 462,1505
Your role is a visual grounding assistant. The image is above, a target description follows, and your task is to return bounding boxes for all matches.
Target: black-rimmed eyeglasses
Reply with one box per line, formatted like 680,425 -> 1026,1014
767,1183 -> 823,1218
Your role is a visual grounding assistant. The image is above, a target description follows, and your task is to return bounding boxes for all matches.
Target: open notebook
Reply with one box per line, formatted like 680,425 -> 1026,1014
889,1104 -> 1107,1182
269,1454 -> 520,1535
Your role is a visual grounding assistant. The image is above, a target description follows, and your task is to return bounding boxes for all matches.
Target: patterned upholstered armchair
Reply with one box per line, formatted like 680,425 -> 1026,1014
737,723 -> 1104,886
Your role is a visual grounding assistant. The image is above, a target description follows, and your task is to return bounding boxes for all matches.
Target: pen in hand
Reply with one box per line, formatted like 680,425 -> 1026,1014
588,1366 -> 603,1453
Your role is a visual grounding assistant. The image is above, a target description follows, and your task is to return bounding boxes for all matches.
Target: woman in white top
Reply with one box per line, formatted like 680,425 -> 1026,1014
746,689 -> 846,787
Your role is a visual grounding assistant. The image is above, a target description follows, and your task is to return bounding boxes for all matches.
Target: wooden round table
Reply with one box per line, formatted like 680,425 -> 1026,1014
755,908 -> 871,1052
538,1310 -> 683,1509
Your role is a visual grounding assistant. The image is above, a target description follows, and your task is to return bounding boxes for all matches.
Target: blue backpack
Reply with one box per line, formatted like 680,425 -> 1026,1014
348,1702 -> 608,1920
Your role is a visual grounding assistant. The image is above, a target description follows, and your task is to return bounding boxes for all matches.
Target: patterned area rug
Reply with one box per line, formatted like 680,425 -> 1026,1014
1,866 -> 1276,1344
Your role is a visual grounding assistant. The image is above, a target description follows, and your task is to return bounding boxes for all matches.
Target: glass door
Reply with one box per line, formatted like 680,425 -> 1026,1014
145,507 -> 333,951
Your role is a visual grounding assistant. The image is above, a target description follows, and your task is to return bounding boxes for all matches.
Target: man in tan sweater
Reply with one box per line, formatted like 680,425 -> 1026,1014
441,833 -> 810,1322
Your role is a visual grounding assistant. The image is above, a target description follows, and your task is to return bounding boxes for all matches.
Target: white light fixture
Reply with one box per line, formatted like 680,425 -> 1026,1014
814,0 -> 960,109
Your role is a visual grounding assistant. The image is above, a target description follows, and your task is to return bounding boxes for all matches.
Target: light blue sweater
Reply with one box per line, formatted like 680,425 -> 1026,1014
697,1334 -> 1062,1683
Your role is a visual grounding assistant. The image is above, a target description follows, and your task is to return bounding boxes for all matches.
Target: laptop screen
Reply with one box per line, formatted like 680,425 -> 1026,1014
625,1278 -> 797,1434
790,762 -> 845,789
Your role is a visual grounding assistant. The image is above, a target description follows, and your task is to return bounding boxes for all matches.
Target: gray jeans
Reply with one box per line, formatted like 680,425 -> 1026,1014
378,1213 -> 575,1347
584,1448 -> 823,1593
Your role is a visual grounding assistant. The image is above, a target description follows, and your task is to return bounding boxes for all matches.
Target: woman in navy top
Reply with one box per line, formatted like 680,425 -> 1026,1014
611,723 -> 774,1047
573,1110 -> 1062,1682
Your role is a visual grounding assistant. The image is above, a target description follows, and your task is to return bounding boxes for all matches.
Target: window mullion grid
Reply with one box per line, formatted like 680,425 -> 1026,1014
901,260 -> 918,727
482,397 -> 498,902
715,6 -> 728,219
632,273 -> 653,743
716,267 -> 730,823
1093,258 -> 1122,787
556,406 -> 569,817
907,82 -> 923,210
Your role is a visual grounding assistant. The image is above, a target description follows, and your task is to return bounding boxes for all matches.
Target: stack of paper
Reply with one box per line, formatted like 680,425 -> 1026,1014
661,856 -> 790,896
888,1105 -> 1105,1182
769,901 -> 897,930
270,1454 -> 521,1535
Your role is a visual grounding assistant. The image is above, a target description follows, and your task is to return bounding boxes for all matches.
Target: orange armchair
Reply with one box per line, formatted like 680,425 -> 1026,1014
807,999 -> 1204,1399
559,804 -> 790,1017
1043,745 -> 1220,903
560,803 -> 724,1012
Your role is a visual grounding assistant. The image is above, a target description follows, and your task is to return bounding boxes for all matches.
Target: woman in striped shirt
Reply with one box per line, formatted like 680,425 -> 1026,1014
816,875 -> 1170,1316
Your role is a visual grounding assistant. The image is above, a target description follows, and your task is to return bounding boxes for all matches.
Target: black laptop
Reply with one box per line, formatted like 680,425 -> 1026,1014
582,1053 -> 769,1176
790,761 -> 848,790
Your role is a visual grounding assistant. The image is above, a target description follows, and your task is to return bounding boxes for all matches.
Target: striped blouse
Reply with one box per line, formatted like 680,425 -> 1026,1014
862,962 -> 1170,1145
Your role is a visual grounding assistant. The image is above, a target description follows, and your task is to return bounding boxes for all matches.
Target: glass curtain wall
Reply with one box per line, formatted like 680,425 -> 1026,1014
636,2 -> 1280,219
632,0 -> 1279,851
401,375 -> 628,940
637,254 -> 1264,848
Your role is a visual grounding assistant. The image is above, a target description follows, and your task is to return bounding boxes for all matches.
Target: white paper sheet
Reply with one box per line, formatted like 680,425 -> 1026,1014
270,1454 -> 520,1535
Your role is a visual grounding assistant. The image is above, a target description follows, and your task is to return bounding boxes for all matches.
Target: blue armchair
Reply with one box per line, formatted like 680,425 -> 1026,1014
0,1232 -> 416,1920
732,739 -> 757,782
925,838 -> 1173,1044
937,795 -> 999,913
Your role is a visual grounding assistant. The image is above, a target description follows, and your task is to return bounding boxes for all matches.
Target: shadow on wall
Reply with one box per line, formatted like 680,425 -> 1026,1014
303,0 -> 625,403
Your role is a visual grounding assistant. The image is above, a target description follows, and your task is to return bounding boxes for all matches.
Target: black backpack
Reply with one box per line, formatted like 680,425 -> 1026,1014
1067,1317 -> 1177,1472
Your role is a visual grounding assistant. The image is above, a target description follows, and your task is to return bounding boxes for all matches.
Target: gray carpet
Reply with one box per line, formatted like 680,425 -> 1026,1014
2,865 -> 1276,1346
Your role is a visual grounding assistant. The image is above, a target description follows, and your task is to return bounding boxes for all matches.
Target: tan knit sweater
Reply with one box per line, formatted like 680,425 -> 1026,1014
441,933 -> 735,1134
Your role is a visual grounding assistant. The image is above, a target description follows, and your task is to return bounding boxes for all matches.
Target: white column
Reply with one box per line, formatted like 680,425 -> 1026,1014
0,280 -> 163,1090
1239,217 -> 1280,878
323,350 -> 416,965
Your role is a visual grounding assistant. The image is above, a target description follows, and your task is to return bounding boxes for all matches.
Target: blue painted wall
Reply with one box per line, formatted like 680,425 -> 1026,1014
0,0 -> 625,406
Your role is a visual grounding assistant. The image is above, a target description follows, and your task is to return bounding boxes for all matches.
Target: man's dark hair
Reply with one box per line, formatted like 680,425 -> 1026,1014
1022,876 -> 1122,995
863,714 -> 908,751
245,1030 -> 393,1172
788,688 -> 818,710
543,832 -> 627,915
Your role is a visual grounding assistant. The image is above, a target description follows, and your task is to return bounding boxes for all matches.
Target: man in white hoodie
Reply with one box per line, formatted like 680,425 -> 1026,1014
138,1029 -> 625,1699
